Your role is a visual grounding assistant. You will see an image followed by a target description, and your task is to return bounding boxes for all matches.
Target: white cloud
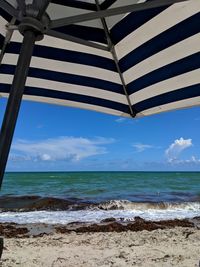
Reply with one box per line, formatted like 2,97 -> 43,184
165,137 -> 192,161
168,156 -> 200,165
40,154 -> 52,161
9,154 -> 31,162
189,156 -> 200,163
11,136 -> 115,162
115,117 -> 139,124
132,143 -> 153,152
183,156 -> 200,164
115,117 -> 127,123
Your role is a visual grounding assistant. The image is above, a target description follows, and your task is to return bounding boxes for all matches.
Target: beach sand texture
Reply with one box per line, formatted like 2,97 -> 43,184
1,227 -> 200,267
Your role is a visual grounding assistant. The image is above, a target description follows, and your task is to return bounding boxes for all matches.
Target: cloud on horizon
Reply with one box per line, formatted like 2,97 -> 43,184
10,136 -> 115,162
167,156 -> 200,165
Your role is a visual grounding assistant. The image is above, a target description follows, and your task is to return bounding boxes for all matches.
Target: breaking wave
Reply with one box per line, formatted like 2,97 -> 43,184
0,197 -> 199,224
92,199 -> 200,211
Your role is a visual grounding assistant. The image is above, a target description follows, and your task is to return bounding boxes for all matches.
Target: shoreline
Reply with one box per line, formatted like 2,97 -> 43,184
1,216 -> 200,238
0,196 -> 200,225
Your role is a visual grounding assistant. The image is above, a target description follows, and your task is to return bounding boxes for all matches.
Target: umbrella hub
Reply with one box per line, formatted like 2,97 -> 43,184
18,13 -> 50,42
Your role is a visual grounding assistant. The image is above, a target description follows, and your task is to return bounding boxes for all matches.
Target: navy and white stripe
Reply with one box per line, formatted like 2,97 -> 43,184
0,0 -> 200,118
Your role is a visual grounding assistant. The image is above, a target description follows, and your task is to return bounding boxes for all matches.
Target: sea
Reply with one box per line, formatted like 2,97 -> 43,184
0,171 -> 200,224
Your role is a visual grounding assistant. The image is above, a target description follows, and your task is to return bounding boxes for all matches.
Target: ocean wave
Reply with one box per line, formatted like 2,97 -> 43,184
0,196 -> 200,212
0,199 -> 199,224
0,195 -> 88,212
92,199 -> 200,211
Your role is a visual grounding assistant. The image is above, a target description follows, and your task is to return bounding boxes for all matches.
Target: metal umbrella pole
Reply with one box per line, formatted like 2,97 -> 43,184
0,30 -> 36,187
0,0 -> 51,188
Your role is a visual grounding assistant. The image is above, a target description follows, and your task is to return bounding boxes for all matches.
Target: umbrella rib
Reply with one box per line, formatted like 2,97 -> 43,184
0,18 -> 16,65
50,0 -> 189,29
32,0 -> 52,20
0,0 -> 19,18
46,30 -> 109,51
95,0 -> 136,118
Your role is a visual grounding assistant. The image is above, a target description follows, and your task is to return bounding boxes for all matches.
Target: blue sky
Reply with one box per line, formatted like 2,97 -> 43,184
0,97 -> 200,171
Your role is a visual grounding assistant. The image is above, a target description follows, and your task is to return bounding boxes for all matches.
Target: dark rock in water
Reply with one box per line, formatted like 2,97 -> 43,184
101,218 -> 116,223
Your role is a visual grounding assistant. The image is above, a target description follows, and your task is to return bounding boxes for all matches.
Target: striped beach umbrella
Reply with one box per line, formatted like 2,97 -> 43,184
0,0 -> 199,186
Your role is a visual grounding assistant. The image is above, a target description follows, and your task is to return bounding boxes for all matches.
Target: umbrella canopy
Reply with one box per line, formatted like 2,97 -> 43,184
0,0 -> 199,186
1,0 -> 199,117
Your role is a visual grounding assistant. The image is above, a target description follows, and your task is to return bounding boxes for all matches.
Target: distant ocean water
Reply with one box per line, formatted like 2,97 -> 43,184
0,171 -> 200,224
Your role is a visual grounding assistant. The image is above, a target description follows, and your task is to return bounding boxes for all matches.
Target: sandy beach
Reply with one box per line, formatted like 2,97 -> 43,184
0,220 -> 200,267
0,173 -> 200,266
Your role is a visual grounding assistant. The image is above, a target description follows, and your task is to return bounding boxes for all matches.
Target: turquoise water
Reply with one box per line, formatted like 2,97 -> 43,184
0,172 -> 200,224
1,171 -> 200,203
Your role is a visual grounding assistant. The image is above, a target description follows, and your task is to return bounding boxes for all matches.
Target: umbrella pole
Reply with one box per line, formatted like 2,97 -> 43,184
0,30 -> 36,188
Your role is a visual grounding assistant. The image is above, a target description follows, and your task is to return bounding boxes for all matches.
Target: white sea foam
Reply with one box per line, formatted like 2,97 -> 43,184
0,201 -> 199,224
